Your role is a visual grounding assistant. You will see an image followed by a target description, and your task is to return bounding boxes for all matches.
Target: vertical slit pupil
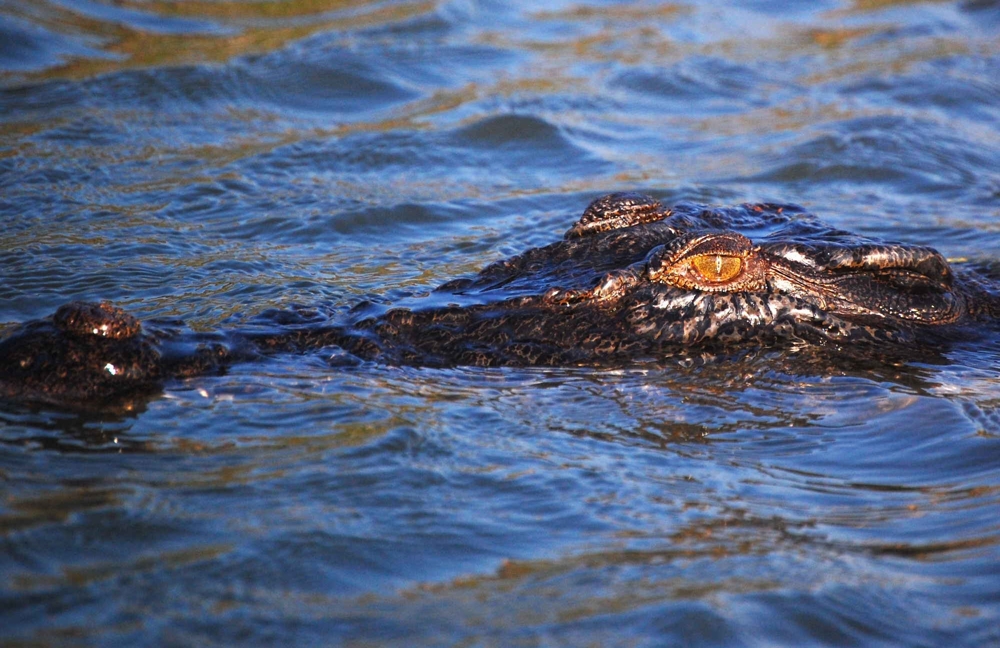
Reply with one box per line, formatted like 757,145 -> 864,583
692,255 -> 742,283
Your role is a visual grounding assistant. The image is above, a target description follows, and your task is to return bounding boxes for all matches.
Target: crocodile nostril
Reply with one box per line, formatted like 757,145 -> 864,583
53,302 -> 142,340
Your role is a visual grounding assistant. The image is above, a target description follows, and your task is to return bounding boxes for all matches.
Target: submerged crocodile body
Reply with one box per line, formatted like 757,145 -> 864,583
2,193 -> 998,407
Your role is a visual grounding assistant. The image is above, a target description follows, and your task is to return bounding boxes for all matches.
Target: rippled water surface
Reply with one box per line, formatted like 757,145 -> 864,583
2,0 -> 1000,645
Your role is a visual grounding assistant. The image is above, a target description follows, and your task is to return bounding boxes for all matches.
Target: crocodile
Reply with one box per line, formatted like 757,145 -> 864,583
1,193 -> 998,408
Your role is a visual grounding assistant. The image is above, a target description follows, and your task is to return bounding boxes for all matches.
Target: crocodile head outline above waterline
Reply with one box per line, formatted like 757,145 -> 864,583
2,192 -> 998,408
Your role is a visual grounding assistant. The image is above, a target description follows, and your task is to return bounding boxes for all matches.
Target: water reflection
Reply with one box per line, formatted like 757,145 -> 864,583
2,0 -> 1000,644
1,0 -> 437,83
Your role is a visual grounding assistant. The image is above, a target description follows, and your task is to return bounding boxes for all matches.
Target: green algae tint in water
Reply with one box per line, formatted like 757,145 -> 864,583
2,0 -> 1000,645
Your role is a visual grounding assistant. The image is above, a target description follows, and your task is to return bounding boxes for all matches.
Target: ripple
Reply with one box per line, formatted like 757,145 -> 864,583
844,55 -> 1000,124
237,48 -> 419,118
0,0 -> 443,85
609,57 -> 785,115
0,14 -> 106,74
743,115 -> 995,196
451,113 -> 609,170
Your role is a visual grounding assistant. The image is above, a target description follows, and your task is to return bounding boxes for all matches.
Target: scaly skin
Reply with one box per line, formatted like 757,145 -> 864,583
2,193 -> 998,408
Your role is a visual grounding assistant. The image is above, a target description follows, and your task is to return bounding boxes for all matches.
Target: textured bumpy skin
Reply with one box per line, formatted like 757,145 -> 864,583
2,193 -> 998,407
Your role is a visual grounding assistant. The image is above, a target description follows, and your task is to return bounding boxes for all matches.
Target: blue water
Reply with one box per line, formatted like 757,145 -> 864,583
2,1 -> 1000,645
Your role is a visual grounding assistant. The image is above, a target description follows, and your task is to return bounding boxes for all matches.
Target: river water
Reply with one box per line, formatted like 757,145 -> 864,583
2,1 -> 999,645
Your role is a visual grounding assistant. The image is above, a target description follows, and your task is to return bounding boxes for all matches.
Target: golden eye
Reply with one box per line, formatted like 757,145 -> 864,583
690,254 -> 742,283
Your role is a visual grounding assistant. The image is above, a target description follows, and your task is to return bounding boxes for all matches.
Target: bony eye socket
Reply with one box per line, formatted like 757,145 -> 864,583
690,254 -> 743,283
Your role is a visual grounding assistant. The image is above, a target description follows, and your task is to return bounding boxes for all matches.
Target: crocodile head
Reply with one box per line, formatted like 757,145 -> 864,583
363,193 -> 977,366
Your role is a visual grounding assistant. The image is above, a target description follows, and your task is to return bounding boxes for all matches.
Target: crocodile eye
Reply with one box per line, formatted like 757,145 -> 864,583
690,254 -> 742,283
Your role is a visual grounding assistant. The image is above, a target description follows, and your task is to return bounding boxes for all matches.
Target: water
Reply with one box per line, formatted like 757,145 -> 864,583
2,0 -> 1000,645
